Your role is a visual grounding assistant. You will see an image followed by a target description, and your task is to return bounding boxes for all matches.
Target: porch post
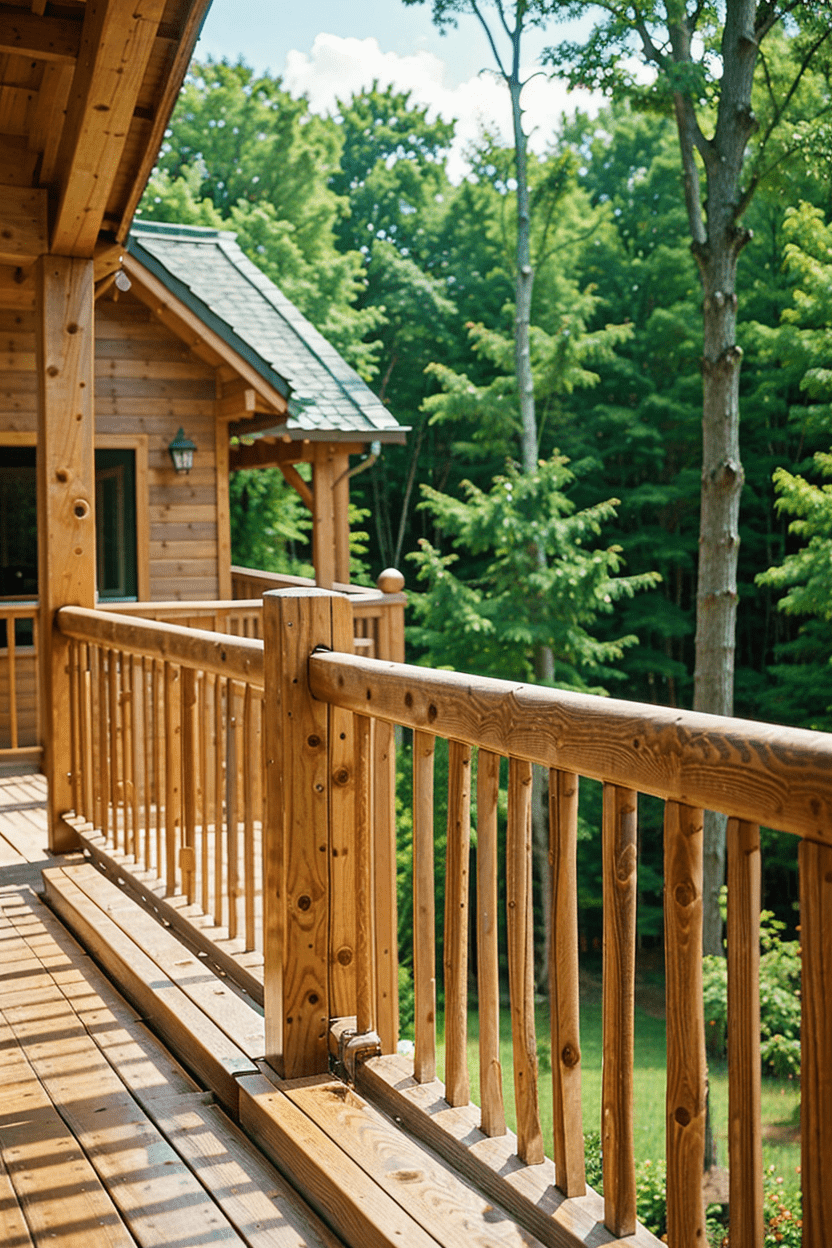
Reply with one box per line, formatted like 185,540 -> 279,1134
36,255 -> 96,852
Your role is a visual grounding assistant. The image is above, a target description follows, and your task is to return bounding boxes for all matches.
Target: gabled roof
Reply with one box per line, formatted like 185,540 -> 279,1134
127,220 -> 407,444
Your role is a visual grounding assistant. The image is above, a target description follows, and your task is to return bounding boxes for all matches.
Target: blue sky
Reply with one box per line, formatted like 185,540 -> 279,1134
192,1 -> 600,176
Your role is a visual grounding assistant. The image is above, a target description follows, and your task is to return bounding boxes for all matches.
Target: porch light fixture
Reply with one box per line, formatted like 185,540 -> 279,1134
168,428 -> 196,475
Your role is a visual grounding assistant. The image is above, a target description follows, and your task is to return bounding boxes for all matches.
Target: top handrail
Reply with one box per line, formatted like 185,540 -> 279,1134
308,650 -> 832,842
57,605 -> 264,686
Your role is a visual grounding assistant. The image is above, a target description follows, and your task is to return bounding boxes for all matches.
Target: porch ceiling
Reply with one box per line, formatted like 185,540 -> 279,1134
0,0 -> 212,268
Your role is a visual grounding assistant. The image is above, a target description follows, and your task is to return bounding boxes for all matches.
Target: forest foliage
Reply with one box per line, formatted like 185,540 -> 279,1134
139,39 -> 832,925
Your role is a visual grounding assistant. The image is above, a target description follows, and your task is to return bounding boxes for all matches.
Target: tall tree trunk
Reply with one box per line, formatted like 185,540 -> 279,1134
672,0 -> 757,956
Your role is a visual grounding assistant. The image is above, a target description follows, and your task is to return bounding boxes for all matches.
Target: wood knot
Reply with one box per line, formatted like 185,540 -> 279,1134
674,880 -> 696,908
675,1107 -> 691,1127
297,895 -> 311,911
307,734 -> 321,748
561,1044 -> 580,1068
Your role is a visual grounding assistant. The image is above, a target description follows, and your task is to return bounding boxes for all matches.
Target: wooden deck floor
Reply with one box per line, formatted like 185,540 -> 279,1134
0,773 -> 340,1248
0,772 -> 661,1248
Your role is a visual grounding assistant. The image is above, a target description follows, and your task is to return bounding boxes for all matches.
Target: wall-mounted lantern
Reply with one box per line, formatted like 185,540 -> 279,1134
168,427 -> 196,475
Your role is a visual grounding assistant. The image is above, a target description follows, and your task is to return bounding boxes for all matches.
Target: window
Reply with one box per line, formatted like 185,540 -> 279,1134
95,449 -> 137,600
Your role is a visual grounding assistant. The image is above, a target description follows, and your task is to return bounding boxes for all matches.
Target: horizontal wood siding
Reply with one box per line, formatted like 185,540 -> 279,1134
96,295 -> 220,600
0,290 -> 222,602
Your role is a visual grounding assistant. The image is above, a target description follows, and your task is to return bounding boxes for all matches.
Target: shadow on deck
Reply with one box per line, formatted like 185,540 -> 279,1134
0,773 -> 640,1248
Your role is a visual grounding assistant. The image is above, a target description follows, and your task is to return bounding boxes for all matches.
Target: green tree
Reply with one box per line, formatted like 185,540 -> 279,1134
546,6 -> 832,954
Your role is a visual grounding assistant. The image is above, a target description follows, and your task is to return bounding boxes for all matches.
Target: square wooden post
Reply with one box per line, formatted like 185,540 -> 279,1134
262,587 -> 353,1078
36,255 -> 96,852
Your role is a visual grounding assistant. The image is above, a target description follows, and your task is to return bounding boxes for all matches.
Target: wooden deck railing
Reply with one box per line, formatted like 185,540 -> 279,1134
54,586 -> 832,1244
0,599 -> 39,758
57,606 -> 266,951
264,588 -> 832,1248
231,564 -> 406,662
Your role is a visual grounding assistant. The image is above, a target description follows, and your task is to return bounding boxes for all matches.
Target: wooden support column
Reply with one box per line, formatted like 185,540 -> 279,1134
332,450 -> 350,585
215,420 -> 232,599
262,588 -> 352,1078
36,255 -> 96,852
312,444 -> 336,589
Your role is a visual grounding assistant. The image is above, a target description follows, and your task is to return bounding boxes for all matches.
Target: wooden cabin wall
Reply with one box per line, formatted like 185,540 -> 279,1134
95,291 -> 221,601
0,281 -> 224,603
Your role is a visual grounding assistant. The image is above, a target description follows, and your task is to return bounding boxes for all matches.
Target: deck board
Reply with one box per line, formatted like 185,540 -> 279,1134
0,841 -> 343,1248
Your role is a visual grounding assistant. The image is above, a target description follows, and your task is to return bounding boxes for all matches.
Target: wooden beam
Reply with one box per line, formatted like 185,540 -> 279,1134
278,462 -> 313,511
51,0 -> 168,256
216,378 -> 256,421
0,4 -> 81,62
113,1 -> 214,242
28,63 -> 75,186
0,187 -> 48,265
0,135 -> 38,186
36,256 -> 96,852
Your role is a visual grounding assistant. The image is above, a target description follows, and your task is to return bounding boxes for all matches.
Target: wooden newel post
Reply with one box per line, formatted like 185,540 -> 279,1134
262,588 -> 353,1079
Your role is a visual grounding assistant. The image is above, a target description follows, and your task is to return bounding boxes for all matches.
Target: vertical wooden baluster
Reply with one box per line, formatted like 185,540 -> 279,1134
506,757 -> 543,1164
444,739 -> 471,1108
373,716 -> 398,1054
800,836 -> 832,1245
96,646 -> 109,839
602,783 -> 637,1237
664,800 -> 706,1245
243,683 -> 256,951
129,655 -> 140,855
227,681 -> 239,941
141,656 -> 151,871
726,818 -> 763,1248
32,613 -> 40,748
108,648 -> 120,849
181,666 -> 197,906
214,675 -> 225,927
68,638 -> 80,813
477,748 -> 505,1135
200,672 -> 210,916
81,643 -> 94,823
355,712 -> 376,1036
153,657 -> 164,879
8,613 -> 17,749
164,661 -> 182,897
122,654 -> 134,856
413,729 -> 436,1084
550,769 -> 584,1194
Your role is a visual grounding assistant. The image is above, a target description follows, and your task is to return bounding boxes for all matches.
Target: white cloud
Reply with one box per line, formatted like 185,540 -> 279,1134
284,33 -> 602,181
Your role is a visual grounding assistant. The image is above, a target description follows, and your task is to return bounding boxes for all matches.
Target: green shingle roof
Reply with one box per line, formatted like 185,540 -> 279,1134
128,220 -> 407,444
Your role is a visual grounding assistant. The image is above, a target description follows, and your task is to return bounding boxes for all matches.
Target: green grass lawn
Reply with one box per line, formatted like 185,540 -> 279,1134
432,989 -> 801,1191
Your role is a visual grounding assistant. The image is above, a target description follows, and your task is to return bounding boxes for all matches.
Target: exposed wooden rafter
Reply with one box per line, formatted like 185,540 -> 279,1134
51,0 -> 168,255
0,5 -> 80,63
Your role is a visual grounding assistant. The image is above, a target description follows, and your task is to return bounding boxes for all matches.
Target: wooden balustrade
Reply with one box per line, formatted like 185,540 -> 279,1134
302,624 -> 832,1245
52,587 -> 832,1243
58,606 -> 265,952
0,600 -> 39,759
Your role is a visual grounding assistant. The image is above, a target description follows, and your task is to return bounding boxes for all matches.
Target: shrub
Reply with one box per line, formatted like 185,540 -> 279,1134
703,909 -> 801,1078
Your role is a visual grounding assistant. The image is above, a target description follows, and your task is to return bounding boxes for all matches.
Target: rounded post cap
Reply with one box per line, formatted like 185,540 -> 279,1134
376,568 -> 405,594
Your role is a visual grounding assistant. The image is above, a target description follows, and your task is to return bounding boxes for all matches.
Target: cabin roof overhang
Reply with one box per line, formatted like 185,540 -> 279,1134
0,0 -> 214,266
